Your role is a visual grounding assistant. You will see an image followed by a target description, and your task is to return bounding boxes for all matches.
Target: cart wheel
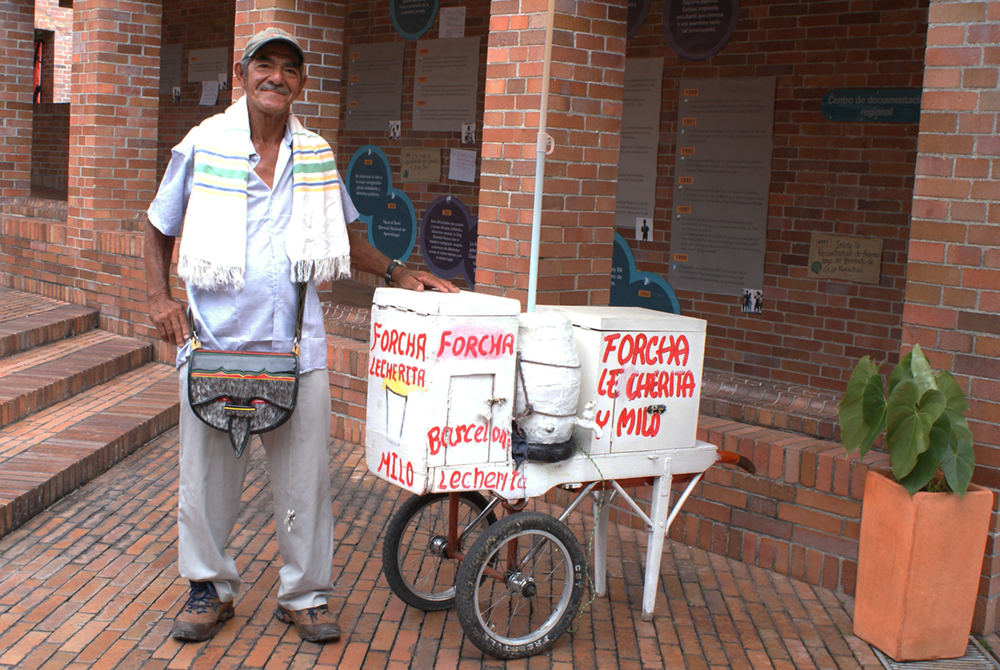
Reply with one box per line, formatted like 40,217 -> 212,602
382,492 -> 497,611
455,511 -> 586,660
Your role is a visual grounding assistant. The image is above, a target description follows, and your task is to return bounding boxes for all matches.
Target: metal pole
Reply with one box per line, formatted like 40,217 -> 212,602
527,0 -> 556,313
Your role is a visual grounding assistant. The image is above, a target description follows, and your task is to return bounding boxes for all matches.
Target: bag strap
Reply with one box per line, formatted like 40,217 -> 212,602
292,282 -> 307,356
187,282 -> 309,355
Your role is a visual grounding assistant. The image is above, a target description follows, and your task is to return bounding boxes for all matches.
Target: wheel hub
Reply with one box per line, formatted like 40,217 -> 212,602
506,572 -> 537,598
429,535 -> 449,556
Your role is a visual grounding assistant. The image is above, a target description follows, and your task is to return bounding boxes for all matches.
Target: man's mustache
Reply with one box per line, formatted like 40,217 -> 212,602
260,84 -> 289,94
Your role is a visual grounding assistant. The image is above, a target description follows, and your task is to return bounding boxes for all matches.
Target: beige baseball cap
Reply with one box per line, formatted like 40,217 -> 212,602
243,27 -> 305,64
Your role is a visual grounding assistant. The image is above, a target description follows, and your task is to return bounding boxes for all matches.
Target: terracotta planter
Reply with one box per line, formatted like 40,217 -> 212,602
853,468 -> 993,661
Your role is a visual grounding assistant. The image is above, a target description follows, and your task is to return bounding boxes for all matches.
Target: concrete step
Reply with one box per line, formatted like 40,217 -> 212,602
0,287 -> 98,358
0,329 -> 153,431
0,361 -> 179,539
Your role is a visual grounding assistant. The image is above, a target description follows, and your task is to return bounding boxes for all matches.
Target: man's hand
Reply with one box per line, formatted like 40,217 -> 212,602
391,266 -> 460,293
144,222 -> 190,347
348,228 -> 460,293
148,292 -> 189,347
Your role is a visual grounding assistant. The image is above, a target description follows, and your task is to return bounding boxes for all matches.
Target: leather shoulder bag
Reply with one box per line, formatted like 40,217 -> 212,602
186,283 -> 306,457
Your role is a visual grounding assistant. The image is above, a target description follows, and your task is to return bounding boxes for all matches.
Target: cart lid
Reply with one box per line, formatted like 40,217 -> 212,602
538,305 -> 706,333
374,287 -> 522,317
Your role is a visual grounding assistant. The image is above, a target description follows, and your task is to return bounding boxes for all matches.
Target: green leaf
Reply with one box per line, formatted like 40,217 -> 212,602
839,357 -> 885,456
936,370 -> 973,443
888,350 -> 914,395
897,412 -> 950,495
936,370 -> 969,415
942,435 -> 976,497
908,344 -> 938,396
886,382 -> 944,481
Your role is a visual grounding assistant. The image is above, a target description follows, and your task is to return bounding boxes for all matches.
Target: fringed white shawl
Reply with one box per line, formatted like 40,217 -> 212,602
177,96 -> 351,291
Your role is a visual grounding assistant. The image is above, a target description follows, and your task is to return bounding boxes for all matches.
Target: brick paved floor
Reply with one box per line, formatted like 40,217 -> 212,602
0,428 -> 886,670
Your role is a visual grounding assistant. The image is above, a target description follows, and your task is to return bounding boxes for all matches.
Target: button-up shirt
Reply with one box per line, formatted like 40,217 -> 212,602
148,121 -> 358,374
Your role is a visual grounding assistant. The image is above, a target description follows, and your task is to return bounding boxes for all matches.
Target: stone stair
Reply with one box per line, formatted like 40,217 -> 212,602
0,287 -> 179,540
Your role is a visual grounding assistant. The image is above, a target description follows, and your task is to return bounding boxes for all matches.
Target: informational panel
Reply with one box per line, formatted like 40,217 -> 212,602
807,234 -> 883,284
346,145 -> 418,263
188,47 -> 230,83
614,58 -> 663,231
420,196 -> 476,286
663,0 -> 739,61
413,37 -> 481,132
159,44 -> 183,95
668,77 -> 776,296
628,0 -> 651,39
371,192 -> 418,263
611,232 -> 681,314
346,42 -> 405,132
391,0 -> 438,40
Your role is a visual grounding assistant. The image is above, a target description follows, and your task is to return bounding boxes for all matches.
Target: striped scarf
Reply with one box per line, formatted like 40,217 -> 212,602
177,96 -> 351,292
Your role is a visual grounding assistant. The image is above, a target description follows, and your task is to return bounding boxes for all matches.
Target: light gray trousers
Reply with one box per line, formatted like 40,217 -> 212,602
178,365 -> 334,611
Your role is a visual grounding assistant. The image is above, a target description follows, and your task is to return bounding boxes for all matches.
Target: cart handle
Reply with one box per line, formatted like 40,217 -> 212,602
716,450 -> 756,475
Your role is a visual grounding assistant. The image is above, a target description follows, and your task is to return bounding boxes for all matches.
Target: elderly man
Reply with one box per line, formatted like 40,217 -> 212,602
145,27 -> 456,644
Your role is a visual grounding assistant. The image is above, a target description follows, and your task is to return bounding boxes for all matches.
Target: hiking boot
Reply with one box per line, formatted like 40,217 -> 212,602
171,581 -> 235,642
275,603 -> 341,643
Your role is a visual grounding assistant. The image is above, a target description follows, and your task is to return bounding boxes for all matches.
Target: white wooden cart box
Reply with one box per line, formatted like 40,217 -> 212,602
538,305 -> 706,455
366,288 -> 521,495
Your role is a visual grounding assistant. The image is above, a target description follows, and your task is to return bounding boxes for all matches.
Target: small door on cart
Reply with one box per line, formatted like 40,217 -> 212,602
442,373 -> 506,467
539,306 -> 706,455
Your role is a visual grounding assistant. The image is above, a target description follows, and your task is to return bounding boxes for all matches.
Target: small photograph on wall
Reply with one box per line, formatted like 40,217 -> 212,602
636,217 -> 652,242
741,289 -> 763,314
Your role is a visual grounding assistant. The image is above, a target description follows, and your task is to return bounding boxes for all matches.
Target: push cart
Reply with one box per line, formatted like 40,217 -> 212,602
365,289 -> 753,659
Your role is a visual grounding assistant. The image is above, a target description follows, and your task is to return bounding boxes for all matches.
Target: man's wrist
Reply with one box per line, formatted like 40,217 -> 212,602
384,259 -> 405,285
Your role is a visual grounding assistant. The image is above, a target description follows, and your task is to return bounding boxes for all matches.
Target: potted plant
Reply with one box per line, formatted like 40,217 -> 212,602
839,344 -> 993,662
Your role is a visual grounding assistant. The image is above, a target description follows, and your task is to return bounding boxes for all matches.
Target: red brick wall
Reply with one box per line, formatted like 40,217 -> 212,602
476,0 -> 624,305
34,0 -> 72,103
31,102 -> 69,193
156,0 -> 236,179
906,0 -> 1000,633
0,0 -> 35,199
622,0 -> 927,390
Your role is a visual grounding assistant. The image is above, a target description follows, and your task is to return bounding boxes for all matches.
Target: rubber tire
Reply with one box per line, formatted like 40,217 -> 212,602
382,491 -> 497,611
454,511 -> 586,660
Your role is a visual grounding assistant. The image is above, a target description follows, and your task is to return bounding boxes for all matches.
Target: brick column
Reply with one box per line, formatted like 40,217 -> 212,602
477,0 -> 625,305
907,0 -> 1000,634
69,0 -> 162,231
0,0 -> 34,198
234,0 -> 345,145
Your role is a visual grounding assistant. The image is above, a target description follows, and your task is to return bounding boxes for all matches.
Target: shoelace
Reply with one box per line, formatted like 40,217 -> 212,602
300,605 -> 327,622
183,583 -> 217,615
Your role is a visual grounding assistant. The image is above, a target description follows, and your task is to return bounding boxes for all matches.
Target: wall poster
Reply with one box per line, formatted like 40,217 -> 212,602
412,37 -> 481,132
614,57 -> 664,231
346,42 -> 405,132
668,77 -> 776,296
